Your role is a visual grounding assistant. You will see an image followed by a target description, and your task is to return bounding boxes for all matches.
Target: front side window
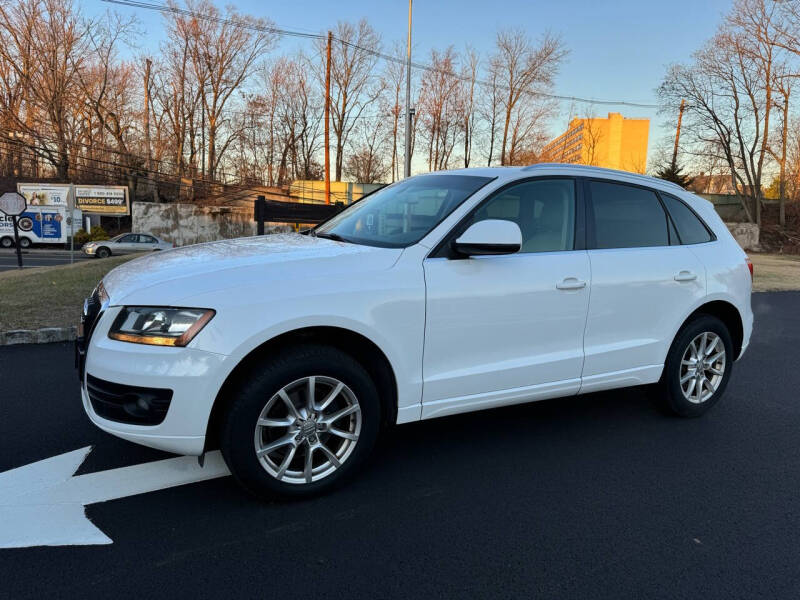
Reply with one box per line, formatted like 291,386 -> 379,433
119,234 -> 137,243
589,181 -> 669,249
315,174 -> 494,248
660,193 -> 713,245
465,179 -> 576,253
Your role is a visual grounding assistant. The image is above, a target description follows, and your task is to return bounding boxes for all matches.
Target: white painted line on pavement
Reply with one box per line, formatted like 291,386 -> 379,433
0,447 -> 230,548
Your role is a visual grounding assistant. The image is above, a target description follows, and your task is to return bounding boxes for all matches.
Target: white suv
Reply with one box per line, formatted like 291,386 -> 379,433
76,164 -> 753,497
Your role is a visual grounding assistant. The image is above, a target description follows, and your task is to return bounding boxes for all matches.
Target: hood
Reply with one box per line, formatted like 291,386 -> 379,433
102,233 -> 403,305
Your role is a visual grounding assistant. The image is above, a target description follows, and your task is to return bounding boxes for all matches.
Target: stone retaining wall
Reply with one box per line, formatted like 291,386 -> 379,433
133,203 -> 291,246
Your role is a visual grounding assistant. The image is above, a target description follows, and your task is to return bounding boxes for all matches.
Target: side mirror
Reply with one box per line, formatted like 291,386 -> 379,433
452,219 -> 522,257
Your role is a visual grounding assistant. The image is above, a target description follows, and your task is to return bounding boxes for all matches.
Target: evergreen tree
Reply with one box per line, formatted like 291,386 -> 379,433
656,161 -> 694,188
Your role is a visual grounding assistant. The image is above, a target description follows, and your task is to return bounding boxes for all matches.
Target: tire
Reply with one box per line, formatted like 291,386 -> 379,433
0,236 -> 12,249
655,315 -> 734,417
18,237 -> 31,249
219,344 -> 381,499
95,246 -> 111,259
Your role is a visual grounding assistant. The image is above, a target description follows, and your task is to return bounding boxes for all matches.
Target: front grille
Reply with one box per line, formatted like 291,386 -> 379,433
86,374 -> 173,425
75,288 -> 103,381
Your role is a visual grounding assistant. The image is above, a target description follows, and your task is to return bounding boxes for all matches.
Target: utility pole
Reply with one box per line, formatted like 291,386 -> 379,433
403,0 -> 413,178
324,31 -> 332,205
201,81 -> 206,183
143,58 -> 157,203
671,98 -> 686,167
780,89 -> 789,228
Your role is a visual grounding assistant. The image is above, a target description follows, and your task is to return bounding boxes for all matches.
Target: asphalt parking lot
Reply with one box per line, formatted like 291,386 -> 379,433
0,249 -> 90,272
0,291 -> 798,599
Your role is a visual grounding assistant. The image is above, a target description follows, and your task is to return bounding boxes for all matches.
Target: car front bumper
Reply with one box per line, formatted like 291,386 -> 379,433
80,307 -> 231,455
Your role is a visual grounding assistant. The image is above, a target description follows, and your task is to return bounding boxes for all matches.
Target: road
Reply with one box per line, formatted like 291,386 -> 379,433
0,249 -> 91,272
0,292 -> 798,599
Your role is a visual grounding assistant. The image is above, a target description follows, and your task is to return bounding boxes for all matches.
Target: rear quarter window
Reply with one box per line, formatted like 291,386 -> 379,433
660,193 -> 713,245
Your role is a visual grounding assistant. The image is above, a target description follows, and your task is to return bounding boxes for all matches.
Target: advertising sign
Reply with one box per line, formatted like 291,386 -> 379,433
0,206 -> 69,242
75,186 -> 129,215
17,184 -> 71,207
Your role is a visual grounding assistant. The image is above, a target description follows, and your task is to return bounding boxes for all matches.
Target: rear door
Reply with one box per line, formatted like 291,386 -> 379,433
137,234 -> 159,251
580,179 -> 706,393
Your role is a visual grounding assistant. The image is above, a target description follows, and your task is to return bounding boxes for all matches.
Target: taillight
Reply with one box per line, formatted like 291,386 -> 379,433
746,256 -> 753,278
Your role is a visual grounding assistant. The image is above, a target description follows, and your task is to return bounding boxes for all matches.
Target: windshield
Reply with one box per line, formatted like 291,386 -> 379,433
315,174 -> 494,248
109,234 -> 126,242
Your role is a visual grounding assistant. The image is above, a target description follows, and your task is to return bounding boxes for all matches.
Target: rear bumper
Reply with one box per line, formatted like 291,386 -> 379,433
81,308 -> 231,456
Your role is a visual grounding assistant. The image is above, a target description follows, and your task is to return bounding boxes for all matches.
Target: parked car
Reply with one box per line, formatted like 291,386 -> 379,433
75,164 -> 753,498
83,233 -> 173,258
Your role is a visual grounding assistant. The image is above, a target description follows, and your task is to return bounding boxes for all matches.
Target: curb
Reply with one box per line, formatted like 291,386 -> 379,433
1,326 -> 77,346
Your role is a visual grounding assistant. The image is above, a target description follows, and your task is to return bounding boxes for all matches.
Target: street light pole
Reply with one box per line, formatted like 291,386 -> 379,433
403,0 -> 412,178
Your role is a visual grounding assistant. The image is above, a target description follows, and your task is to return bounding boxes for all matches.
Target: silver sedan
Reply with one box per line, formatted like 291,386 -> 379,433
83,233 -> 173,258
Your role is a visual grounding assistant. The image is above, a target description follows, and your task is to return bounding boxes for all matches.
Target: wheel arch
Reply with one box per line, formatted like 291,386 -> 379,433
677,299 -> 744,359
203,325 -> 398,452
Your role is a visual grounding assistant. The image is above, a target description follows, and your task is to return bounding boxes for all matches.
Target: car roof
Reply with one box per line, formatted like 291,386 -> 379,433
426,163 -> 687,193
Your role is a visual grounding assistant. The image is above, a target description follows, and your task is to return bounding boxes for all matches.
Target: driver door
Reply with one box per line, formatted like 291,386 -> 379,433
421,178 -> 590,419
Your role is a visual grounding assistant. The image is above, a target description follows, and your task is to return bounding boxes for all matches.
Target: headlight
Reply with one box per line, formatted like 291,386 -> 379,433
108,307 -> 215,347
96,281 -> 109,304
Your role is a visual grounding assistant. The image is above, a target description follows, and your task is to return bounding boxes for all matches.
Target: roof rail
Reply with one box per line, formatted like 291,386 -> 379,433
521,163 -> 685,191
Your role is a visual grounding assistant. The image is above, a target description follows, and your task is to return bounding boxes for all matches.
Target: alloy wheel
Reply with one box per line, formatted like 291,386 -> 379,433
679,332 -> 726,404
253,376 -> 362,484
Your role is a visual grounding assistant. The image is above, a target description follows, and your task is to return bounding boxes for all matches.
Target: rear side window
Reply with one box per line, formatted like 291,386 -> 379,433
660,193 -> 713,245
589,181 -> 669,249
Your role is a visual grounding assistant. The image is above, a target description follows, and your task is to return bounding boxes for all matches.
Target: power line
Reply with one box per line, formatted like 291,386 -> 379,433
102,0 -> 660,109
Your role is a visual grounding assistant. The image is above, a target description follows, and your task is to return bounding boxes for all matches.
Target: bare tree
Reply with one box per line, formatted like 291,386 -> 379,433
166,0 -> 276,182
659,10 -> 785,225
460,48 -> 479,168
316,19 -> 384,181
344,118 -> 388,183
0,0 -> 89,179
418,47 -> 462,171
491,30 -> 566,165
381,43 -> 407,182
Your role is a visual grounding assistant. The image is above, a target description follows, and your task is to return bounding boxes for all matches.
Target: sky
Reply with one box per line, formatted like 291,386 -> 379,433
86,0 -> 735,167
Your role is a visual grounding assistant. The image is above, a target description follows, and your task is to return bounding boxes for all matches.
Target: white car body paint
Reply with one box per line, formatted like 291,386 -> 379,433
82,164 -> 753,456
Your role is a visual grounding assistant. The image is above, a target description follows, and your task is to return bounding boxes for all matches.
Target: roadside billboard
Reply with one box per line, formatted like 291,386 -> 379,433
75,186 -> 129,215
17,183 -> 71,207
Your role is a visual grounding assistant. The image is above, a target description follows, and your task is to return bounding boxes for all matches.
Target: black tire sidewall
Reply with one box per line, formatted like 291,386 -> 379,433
662,315 -> 734,417
18,237 -> 31,249
219,344 -> 381,499
96,247 -> 110,258
0,237 -> 12,248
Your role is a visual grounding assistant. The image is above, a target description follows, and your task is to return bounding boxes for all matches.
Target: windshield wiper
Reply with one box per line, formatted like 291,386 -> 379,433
315,232 -> 352,243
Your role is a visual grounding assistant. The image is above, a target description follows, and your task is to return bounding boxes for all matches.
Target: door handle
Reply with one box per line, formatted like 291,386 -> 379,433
556,277 -> 587,290
674,270 -> 697,282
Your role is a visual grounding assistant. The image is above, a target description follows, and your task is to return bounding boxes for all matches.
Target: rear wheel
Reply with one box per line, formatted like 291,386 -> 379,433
95,246 -> 111,259
219,344 -> 381,498
18,237 -> 31,249
0,236 -> 12,249
656,315 -> 734,417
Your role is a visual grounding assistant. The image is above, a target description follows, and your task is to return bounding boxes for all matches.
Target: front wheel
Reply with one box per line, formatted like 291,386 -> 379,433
95,246 -> 111,259
0,236 -> 12,249
219,344 -> 381,498
655,315 -> 734,417
18,237 -> 31,249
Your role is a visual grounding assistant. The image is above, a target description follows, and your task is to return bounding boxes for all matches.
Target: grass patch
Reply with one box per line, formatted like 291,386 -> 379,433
0,254 -> 142,330
750,253 -> 800,292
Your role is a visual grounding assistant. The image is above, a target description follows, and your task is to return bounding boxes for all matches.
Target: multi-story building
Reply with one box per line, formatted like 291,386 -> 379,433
540,112 -> 650,174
